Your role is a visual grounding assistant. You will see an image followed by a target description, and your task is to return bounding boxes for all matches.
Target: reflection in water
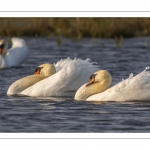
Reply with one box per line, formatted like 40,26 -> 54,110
1,37 -> 150,132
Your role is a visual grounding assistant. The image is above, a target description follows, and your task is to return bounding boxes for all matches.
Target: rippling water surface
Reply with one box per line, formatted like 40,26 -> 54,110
1,37 -> 150,132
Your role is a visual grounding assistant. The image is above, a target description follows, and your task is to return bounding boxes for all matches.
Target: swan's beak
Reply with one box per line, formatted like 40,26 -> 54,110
0,43 -> 4,55
86,76 -> 95,86
0,48 -> 2,55
34,71 -> 40,75
86,74 -> 97,86
33,66 -> 43,75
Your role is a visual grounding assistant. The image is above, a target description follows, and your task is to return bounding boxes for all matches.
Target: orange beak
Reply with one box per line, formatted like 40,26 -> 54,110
34,71 -> 40,75
86,77 -> 95,86
0,48 -> 3,55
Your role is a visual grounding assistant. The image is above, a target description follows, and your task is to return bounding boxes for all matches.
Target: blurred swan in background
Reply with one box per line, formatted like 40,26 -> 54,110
0,37 -> 29,68
75,67 -> 150,102
7,57 -> 99,97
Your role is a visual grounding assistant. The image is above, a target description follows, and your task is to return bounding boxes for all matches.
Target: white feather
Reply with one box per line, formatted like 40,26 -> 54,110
0,37 -> 29,68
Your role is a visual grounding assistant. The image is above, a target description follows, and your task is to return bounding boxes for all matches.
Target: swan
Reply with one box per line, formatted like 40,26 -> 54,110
75,67 -> 150,102
0,37 -> 29,68
7,63 -> 56,95
7,57 -> 99,97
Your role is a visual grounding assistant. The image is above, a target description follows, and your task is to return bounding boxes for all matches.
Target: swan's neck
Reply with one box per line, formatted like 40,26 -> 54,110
7,75 -> 48,95
75,75 -> 112,101
2,48 -> 7,55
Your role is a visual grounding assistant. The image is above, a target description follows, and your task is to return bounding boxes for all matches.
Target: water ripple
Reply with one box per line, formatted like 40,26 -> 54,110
1,37 -> 150,132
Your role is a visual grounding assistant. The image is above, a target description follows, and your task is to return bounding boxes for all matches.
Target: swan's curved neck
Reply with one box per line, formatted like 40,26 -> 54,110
7,75 -> 48,95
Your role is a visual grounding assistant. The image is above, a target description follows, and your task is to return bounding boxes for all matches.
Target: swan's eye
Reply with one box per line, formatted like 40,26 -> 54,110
89,74 -> 97,79
0,44 -> 4,48
34,67 -> 43,75
90,75 -> 93,79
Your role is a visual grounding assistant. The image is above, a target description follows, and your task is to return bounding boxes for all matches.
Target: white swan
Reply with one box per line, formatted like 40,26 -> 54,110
7,57 -> 99,97
0,37 -> 29,68
7,63 -> 56,95
75,67 -> 150,102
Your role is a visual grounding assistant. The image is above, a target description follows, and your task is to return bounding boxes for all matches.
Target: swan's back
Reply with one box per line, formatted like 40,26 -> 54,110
86,68 -> 150,101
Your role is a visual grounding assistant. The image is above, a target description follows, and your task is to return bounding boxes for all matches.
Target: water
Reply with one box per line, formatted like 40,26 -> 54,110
1,36 -> 150,132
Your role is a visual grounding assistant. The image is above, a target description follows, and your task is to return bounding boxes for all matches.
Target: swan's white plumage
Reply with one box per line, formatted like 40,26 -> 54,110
76,67 -> 150,102
8,58 -> 99,97
0,38 -> 29,68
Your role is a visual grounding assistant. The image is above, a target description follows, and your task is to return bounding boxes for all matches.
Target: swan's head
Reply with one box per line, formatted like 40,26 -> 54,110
86,70 -> 112,87
33,63 -> 56,76
75,70 -> 112,100
0,39 -> 8,55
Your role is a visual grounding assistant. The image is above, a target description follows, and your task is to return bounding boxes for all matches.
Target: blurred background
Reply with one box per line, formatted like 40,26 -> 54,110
0,17 -> 150,40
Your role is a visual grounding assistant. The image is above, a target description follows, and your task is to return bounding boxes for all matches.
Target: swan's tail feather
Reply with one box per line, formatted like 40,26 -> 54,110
54,57 -> 99,72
